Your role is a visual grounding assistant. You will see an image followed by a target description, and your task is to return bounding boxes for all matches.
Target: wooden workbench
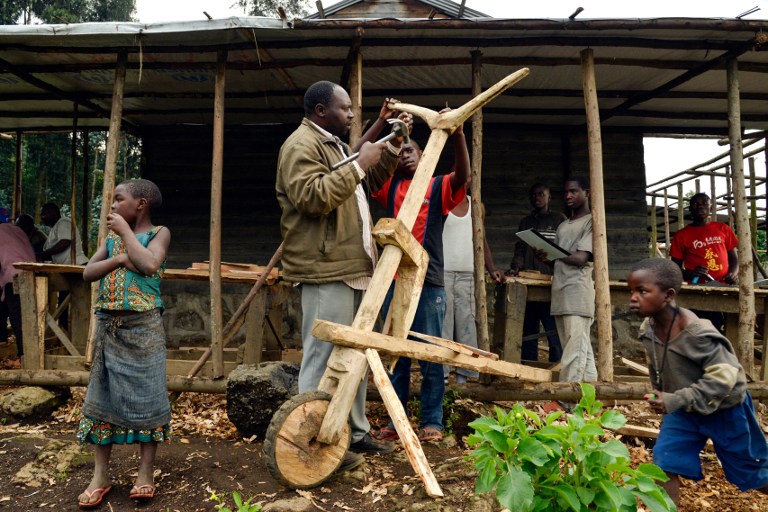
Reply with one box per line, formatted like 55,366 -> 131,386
493,275 -> 768,371
12,262 -> 284,376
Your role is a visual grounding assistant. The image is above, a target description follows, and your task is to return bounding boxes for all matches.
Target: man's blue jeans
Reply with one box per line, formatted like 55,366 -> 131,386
382,283 -> 446,431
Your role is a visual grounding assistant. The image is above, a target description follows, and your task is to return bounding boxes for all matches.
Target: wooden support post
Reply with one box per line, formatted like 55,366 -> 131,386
695,178 -> 701,194
242,291 -> 267,365
348,50 -> 363,150
70,104 -> 78,265
762,300 -> 768,382
727,58 -> 755,378
85,52 -> 126,365
750,157 -> 758,259
650,196 -> 657,257
17,273 -> 47,370
81,130 -> 90,255
209,50 -> 227,378
677,183 -> 684,231
13,130 -> 22,219
581,48 -> 613,381
663,189 -> 671,257
503,281 -> 526,364
726,165 -> 733,226
710,174 -> 717,219
470,50 -> 490,352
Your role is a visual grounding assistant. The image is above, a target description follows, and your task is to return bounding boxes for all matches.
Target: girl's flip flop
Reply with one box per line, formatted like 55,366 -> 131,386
129,484 -> 156,499
78,486 -> 112,508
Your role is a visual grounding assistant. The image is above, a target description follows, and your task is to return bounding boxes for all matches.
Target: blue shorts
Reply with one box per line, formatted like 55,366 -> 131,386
654,393 -> 768,491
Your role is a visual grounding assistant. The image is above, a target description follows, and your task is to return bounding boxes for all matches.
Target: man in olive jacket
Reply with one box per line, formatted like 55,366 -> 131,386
276,81 -> 404,458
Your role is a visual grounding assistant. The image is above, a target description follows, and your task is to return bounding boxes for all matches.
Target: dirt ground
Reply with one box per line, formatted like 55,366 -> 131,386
2,374 -> 768,511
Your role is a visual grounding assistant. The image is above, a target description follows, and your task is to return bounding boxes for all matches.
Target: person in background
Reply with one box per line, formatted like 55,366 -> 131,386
669,192 -> 737,332
15,213 -> 47,254
535,176 -> 596,392
0,212 -> 36,366
627,257 -> 768,507
442,181 -> 502,384
508,183 -> 567,362
78,179 -> 171,507
369,110 -> 468,444
39,203 -> 88,265
39,203 -> 89,333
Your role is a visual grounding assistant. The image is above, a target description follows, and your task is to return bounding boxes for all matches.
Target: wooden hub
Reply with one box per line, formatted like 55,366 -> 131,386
263,390 -> 350,489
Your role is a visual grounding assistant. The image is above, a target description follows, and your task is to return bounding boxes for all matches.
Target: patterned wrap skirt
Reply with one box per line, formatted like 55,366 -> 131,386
79,309 -> 172,443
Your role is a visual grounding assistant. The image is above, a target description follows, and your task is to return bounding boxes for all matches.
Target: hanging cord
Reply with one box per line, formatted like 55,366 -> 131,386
651,306 -> 679,390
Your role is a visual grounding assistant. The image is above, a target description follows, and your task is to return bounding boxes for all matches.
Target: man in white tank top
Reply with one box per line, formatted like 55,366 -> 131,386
442,188 -> 502,383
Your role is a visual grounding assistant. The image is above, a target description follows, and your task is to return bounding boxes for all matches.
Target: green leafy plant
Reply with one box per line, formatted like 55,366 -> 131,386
442,387 -> 462,436
466,383 -> 675,512
208,490 -> 262,512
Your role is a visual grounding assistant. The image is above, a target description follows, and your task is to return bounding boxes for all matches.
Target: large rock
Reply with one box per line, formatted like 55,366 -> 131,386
0,386 -> 70,419
12,438 -> 89,488
226,362 -> 299,439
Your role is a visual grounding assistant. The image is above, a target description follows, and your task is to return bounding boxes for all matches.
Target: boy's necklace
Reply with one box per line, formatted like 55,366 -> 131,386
650,307 -> 679,390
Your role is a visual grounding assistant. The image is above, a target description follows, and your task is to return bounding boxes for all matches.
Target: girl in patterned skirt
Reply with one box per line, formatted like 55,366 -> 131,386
78,179 -> 171,508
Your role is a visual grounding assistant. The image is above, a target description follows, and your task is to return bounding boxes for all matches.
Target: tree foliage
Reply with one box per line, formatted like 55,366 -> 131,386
0,0 -> 136,24
234,0 -> 310,18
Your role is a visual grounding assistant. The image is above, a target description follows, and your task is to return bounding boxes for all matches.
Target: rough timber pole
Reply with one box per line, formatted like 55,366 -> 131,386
209,50 -> 227,378
726,58 -> 755,377
70,105 -> 78,265
81,130 -> 90,255
470,50 -> 490,352
13,130 -> 22,219
86,53 -> 126,364
581,49 -> 613,381
348,50 -> 363,149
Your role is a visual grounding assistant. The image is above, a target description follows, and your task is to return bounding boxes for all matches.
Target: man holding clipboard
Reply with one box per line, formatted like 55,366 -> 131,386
529,176 -> 597,397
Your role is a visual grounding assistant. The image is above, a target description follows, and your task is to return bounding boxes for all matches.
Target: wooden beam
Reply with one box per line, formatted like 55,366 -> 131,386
619,357 -> 649,376
81,130 -> 90,255
347,46 -> 363,150
70,104 -> 78,265
209,50 -> 227,378
85,51 -> 127,365
312,320 -> 552,382
339,26 -> 364,91
470,50 -> 490,353
727,57 -> 756,378
581,48 -> 613,381
663,190 -> 671,256
366,349 -> 443,497
12,130 -> 22,219
408,330 -> 499,360
0,369 -> 228,393
45,313 -> 80,357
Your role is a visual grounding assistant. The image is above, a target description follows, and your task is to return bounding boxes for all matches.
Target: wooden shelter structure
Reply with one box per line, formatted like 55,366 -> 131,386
2,0 -> 768,388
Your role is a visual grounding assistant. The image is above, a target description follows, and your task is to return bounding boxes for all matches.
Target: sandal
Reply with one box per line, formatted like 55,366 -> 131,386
129,483 -> 156,500
417,427 -> 443,443
78,486 -> 112,508
372,427 -> 399,442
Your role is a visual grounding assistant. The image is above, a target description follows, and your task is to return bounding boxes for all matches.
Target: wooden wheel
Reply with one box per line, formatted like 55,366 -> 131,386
263,390 -> 350,489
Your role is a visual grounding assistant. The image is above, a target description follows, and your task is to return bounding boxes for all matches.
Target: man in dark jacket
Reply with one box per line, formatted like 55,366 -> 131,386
276,81 -> 406,460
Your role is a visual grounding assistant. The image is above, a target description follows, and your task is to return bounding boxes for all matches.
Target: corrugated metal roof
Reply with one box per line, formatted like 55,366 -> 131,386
0,16 -> 767,134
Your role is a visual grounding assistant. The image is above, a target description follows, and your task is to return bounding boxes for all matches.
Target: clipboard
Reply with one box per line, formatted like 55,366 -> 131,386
516,228 -> 571,260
